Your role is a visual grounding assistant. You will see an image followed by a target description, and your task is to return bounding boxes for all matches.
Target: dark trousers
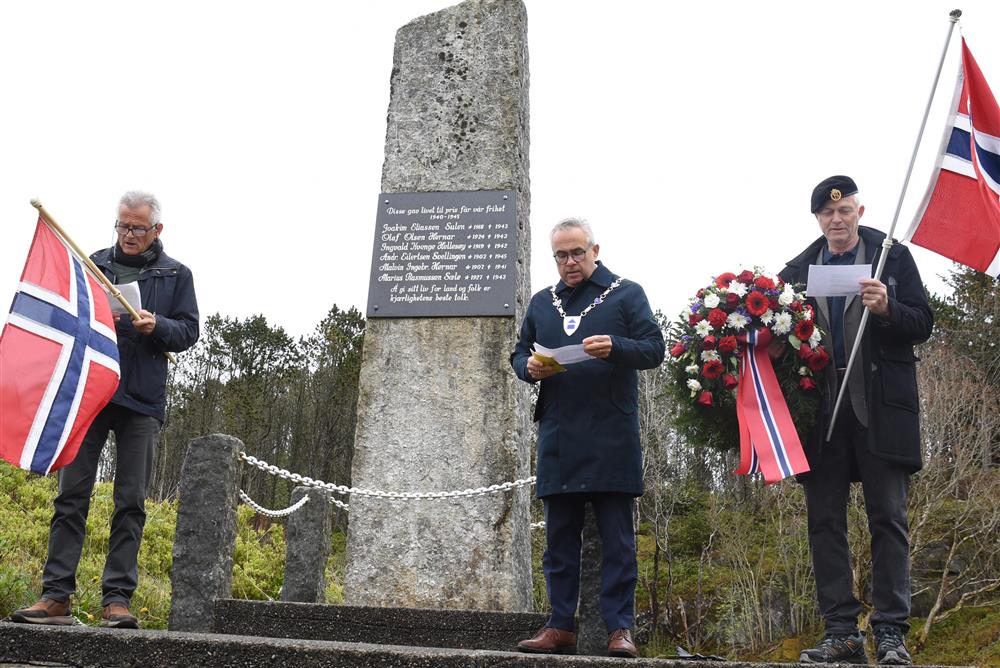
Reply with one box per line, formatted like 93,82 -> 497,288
542,493 -> 637,633
803,407 -> 911,635
42,403 -> 159,607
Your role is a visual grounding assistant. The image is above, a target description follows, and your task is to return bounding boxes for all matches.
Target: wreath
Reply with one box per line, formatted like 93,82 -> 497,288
666,268 -> 829,453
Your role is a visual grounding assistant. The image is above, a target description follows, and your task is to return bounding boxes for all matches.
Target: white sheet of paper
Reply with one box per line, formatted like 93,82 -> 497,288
109,281 -> 142,315
533,342 -> 591,365
806,264 -> 872,297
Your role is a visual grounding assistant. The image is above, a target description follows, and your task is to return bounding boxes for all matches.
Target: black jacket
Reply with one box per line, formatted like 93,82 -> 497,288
779,226 -> 933,474
91,247 -> 200,422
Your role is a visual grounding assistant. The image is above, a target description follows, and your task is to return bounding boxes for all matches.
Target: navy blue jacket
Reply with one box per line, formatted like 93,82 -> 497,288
780,226 -> 933,473
91,247 -> 200,422
511,263 -> 665,498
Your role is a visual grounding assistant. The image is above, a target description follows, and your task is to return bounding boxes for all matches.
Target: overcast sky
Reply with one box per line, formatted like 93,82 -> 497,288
2,1 -> 998,338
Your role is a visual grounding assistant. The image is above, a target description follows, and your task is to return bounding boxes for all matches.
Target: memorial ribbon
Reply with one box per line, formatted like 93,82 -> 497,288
733,328 -> 810,484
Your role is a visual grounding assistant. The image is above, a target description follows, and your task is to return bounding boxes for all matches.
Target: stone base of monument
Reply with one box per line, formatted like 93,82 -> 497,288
0,621 -> 969,668
213,599 -> 546,650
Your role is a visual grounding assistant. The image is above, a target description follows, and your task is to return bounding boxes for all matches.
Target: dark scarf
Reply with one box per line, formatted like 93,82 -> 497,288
113,238 -> 163,267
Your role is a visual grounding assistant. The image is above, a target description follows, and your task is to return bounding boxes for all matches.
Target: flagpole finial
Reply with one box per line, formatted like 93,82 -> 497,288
949,9 -> 962,21
30,198 -> 42,209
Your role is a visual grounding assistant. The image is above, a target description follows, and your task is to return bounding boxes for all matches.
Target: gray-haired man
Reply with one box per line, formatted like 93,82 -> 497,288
11,191 -> 199,628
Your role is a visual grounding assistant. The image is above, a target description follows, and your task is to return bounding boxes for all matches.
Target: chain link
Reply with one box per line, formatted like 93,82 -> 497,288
240,451 -> 536,501
239,489 -> 310,518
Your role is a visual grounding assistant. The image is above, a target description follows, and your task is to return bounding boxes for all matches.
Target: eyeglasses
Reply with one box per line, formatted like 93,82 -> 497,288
553,247 -> 590,264
115,222 -> 155,237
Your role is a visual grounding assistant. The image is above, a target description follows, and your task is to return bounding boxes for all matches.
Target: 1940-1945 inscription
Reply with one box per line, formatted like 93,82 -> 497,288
366,190 -> 517,318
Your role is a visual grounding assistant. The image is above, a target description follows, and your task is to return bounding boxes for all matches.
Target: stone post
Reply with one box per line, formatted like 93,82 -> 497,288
281,486 -> 333,603
577,509 -> 606,655
168,434 -> 241,632
344,0 -> 532,610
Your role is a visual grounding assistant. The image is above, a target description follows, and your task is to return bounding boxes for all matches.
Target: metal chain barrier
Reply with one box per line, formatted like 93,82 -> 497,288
238,452 -> 541,527
239,451 -> 536,501
239,489 -> 310,518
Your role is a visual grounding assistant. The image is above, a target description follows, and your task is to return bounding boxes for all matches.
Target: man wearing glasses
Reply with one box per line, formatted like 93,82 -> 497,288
11,191 -> 199,629
511,218 -> 664,658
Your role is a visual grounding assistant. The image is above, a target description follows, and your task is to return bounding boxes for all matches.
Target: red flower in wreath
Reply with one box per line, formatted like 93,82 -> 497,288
799,377 -> 818,391
689,313 -> 704,326
794,319 -> 815,342
745,291 -> 770,316
798,344 -> 814,360
807,346 -> 830,372
670,342 -> 687,358
722,373 -> 739,390
738,270 -> 754,284
715,272 -> 737,288
702,335 -> 718,350
697,390 -> 714,407
707,308 -> 728,329
702,359 -> 724,379
725,292 -> 740,310
755,276 -> 776,290
718,335 -> 738,354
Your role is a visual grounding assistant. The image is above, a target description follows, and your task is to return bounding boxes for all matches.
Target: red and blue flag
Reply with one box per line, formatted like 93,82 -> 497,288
907,38 -> 1000,276
0,218 -> 120,475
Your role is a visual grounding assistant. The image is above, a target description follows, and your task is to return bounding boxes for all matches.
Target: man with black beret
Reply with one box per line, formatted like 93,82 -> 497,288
779,176 -> 933,665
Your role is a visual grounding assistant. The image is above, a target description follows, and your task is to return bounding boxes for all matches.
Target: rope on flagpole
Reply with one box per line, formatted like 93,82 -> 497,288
825,9 -> 961,441
30,199 -> 177,365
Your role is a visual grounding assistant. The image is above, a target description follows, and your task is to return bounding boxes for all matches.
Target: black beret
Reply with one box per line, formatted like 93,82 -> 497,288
811,175 -> 858,213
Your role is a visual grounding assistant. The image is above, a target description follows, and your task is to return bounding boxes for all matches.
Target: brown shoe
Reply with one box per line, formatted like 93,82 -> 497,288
9,598 -> 76,625
517,626 -> 577,654
608,628 -> 637,658
100,602 -> 139,629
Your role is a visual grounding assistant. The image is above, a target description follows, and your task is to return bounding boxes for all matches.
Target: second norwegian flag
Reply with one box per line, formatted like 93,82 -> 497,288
906,38 -> 1000,277
0,218 -> 120,475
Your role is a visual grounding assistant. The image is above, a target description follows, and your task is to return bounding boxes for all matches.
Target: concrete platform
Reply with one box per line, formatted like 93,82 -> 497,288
213,599 -> 548,650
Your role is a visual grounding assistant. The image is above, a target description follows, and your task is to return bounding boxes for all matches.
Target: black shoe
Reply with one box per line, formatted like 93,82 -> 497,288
800,631 -> 868,664
875,627 -> 912,665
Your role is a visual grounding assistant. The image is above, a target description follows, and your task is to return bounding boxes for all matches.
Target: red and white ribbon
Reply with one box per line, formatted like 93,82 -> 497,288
734,328 -> 810,484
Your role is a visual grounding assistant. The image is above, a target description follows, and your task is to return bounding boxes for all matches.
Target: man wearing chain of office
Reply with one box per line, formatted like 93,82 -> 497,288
511,217 -> 664,658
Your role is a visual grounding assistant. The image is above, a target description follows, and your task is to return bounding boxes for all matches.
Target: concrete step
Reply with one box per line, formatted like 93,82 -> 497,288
212,598 -> 548,650
0,621 -> 735,667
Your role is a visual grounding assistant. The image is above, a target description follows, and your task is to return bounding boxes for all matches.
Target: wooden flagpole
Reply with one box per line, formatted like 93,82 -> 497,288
30,199 -> 176,364
825,9 -> 961,441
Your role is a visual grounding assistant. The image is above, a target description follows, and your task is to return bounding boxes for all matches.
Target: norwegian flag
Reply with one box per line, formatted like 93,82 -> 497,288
0,218 -> 120,475
906,39 -> 1000,276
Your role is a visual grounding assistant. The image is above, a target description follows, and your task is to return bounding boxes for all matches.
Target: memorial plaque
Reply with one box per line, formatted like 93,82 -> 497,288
366,190 -> 517,317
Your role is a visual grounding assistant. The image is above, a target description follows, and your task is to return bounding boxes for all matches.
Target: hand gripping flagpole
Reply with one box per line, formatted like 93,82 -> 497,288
826,9 -> 961,441
30,199 -> 177,364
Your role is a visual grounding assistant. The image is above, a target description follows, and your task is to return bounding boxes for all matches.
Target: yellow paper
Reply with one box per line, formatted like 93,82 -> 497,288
531,352 -> 567,373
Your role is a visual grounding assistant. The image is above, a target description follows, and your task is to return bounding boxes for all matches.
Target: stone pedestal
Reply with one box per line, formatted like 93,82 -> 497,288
344,0 -> 532,611
281,486 -> 333,603
577,508 -> 606,655
168,434 -> 241,631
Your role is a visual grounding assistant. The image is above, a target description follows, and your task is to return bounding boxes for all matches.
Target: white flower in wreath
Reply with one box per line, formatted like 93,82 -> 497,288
809,328 -> 822,347
727,281 -> 748,298
727,312 -> 749,330
686,364 -> 699,375
802,306 -> 813,321
798,366 -> 809,376
778,286 -> 795,306
695,320 -> 713,337
772,312 -> 793,335
687,378 -> 702,392
701,349 -> 721,362
760,309 -> 775,326
703,292 -> 721,309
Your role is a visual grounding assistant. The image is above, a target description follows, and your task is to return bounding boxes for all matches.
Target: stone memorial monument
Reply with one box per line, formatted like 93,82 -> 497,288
344,0 -> 533,611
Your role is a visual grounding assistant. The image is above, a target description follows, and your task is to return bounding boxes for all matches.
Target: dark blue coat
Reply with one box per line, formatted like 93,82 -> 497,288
92,247 -> 200,422
511,263 -> 665,498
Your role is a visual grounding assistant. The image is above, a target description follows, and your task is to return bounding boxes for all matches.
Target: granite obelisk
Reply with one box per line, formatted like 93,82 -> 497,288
344,0 -> 532,610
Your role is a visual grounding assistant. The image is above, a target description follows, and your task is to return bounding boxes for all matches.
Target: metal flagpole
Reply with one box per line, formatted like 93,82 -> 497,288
825,9 -> 961,441
30,199 -> 177,364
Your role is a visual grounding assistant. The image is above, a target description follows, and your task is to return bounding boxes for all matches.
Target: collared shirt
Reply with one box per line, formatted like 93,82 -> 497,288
822,244 -> 859,368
